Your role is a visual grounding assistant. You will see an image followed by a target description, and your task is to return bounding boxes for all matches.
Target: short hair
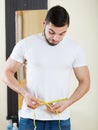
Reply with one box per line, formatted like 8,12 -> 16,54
45,5 -> 70,27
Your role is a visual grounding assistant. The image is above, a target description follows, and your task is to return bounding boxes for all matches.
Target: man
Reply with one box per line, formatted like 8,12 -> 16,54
1,5 -> 90,130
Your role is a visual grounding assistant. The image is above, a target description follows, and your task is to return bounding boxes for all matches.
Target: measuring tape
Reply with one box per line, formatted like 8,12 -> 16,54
33,97 -> 68,130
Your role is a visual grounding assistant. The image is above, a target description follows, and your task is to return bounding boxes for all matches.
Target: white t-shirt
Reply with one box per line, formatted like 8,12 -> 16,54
10,33 -> 87,120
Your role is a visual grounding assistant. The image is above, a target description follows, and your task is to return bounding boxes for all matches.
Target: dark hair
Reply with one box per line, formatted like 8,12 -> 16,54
45,5 -> 70,27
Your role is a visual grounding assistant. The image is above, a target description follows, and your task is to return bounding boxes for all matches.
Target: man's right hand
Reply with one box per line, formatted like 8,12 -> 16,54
24,92 -> 40,109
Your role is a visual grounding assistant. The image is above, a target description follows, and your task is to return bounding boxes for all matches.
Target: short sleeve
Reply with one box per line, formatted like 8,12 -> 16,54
10,40 -> 25,63
72,46 -> 87,68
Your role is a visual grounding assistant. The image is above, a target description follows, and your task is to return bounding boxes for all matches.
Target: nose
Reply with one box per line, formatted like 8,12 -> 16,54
53,34 -> 60,41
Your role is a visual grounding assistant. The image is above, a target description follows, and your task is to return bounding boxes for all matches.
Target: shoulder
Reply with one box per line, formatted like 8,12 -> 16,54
18,33 -> 42,43
16,33 -> 43,48
63,36 -> 83,50
62,37 -> 86,61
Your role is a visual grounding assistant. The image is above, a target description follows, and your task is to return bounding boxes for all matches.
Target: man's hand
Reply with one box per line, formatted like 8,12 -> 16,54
24,92 -> 40,109
47,100 -> 70,113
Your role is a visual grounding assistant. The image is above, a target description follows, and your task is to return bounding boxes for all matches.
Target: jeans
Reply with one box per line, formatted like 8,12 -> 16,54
19,117 -> 71,130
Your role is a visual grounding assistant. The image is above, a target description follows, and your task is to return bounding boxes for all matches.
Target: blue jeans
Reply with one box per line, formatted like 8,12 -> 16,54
19,117 -> 71,130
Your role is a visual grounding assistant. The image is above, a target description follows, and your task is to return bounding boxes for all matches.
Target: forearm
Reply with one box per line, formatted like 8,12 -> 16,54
68,81 -> 90,106
1,71 -> 40,109
48,81 -> 90,113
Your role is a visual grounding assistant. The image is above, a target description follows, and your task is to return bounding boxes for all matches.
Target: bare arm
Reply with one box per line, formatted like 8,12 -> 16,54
68,66 -> 90,104
0,57 -> 40,109
47,66 -> 90,113
1,57 -> 26,95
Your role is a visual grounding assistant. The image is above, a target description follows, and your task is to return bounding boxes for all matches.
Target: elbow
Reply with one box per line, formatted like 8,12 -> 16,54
84,80 -> 90,93
79,79 -> 90,94
0,71 -> 7,84
87,82 -> 90,92
86,77 -> 90,92
86,84 -> 90,93
0,70 -> 11,85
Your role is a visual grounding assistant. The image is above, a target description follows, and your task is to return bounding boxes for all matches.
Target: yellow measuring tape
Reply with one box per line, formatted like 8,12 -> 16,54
33,98 -> 68,130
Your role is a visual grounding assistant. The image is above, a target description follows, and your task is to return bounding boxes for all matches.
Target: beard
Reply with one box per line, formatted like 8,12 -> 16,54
43,30 -> 59,46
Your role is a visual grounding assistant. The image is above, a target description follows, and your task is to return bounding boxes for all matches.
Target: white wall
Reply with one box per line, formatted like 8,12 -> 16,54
0,0 -> 98,130
48,0 -> 98,130
0,0 -> 7,130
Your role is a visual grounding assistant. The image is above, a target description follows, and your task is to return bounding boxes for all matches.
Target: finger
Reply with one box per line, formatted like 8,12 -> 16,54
47,107 -> 55,113
32,101 -> 40,108
27,100 -> 39,109
31,97 -> 41,106
53,103 -> 60,109
32,101 -> 39,105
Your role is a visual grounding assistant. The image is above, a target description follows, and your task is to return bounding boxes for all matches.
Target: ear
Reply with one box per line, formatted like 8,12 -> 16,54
43,20 -> 46,27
